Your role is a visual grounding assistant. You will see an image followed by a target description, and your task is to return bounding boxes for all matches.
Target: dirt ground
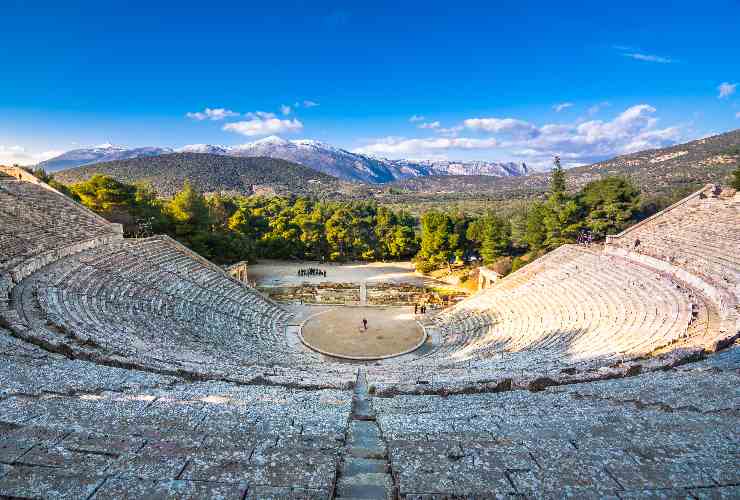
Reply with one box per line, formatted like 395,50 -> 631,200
300,306 -> 426,359
249,260 -> 447,287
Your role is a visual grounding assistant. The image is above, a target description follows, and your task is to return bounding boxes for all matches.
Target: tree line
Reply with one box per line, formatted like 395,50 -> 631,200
417,158 -> 654,273
33,171 -> 418,264
23,159 -> 740,273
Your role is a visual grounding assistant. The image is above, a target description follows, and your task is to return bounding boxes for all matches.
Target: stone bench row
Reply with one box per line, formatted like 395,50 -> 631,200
422,247 -> 692,371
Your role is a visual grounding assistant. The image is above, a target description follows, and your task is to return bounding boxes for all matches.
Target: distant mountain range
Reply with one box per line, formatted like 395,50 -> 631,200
38,136 -> 529,183
38,144 -> 174,172
378,129 -> 740,202
50,129 -> 740,204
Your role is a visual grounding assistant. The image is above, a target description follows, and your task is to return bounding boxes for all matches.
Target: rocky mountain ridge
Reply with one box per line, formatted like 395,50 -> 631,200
38,136 -> 529,183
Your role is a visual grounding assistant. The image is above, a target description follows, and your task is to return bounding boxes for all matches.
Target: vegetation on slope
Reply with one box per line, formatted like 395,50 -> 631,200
371,128 -> 740,209
52,152 -> 351,198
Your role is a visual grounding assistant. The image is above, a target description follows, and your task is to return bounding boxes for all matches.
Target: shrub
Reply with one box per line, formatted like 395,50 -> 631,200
491,257 -> 513,276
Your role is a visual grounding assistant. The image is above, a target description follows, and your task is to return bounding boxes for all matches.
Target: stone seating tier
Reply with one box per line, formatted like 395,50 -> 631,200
0,177 -> 120,271
605,185 -> 740,339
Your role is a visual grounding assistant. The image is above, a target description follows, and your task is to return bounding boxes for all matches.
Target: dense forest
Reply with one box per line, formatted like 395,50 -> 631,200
24,160 -> 740,275
34,170 -> 418,264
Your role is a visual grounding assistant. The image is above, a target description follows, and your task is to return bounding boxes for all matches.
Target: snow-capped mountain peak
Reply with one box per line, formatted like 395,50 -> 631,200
38,138 -> 531,182
177,144 -> 229,154
251,135 -> 291,146
37,145 -> 173,172
93,142 -> 123,150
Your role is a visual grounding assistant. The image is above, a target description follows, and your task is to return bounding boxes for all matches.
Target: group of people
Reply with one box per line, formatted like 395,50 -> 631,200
576,229 -> 595,247
297,267 -> 326,278
414,303 -> 428,315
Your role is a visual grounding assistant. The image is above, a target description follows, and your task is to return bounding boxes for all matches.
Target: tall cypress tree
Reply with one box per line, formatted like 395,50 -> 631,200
543,155 -> 581,248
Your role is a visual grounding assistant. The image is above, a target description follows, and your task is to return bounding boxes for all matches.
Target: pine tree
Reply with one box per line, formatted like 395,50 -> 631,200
416,211 -> 455,272
479,215 -> 511,265
541,156 -> 582,248
524,202 -> 547,250
550,155 -> 566,194
579,177 -> 640,237
166,181 -> 215,256
731,164 -> 740,190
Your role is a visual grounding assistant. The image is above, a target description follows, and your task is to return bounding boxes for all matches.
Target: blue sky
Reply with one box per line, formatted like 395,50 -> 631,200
1,0 -> 738,168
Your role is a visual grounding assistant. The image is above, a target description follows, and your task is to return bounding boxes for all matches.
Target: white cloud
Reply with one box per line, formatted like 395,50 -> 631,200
463,117 -> 538,137
718,82 -> 737,99
435,125 -> 464,137
186,107 -> 239,121
354,137 -> 499,156
409,115 -> 425,123
553,102 -> 574,112
516,104 -> 680,163
223,117 -> 303,137
280,104 -> 292,116
0,145 -> 64,166
418,121 -> 441,129
623,52 -> 674,64
736,111 -> 740,119
355,104 -> 682,166
244,111 -> 276,120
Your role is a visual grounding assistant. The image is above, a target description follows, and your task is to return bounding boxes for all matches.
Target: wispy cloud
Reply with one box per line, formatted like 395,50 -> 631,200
280,104 -> 292,116
718,82 -> 737,99
409,115 -> 425,123
186,107 -> 239,121
736,111 -> 740,119
418,121 -> 440,129
244,111 -> 277,120
223,116 -> 303,137
623,52 -> 675,64
291,100 -> 320,109
553,102 -> 574,112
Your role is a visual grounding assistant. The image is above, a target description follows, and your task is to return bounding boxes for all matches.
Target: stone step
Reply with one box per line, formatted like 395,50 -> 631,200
336,474 -> 392,499
348,445 -> 386,460
342,457 -> 388,475
350,437 -> 385,450
349,426 -> 384,449
353,399 -> 374,419
350,421 -> 381,439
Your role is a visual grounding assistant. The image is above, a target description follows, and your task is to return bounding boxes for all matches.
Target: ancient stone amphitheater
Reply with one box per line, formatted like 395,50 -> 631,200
0,164 -> 738,499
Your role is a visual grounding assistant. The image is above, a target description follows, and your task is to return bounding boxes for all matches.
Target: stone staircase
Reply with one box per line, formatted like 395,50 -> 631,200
334,369 -> 394,499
